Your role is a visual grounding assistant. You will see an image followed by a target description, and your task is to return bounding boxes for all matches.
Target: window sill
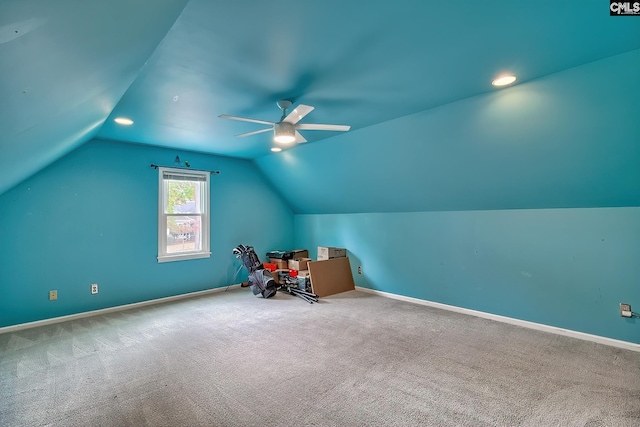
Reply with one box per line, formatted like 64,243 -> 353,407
157,251 -> 211,263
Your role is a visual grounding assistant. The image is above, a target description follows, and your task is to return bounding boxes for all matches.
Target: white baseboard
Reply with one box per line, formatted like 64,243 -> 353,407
355,286 -> 640,353
0,285 -> 240,335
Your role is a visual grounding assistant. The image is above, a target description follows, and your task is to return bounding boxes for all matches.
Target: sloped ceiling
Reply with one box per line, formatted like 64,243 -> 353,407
0,0 -> 189,195
256,48 -> 640,213
1,0 -> 639,197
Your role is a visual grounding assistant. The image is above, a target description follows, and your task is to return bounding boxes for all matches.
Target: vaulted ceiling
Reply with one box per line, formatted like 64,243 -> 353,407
1,0 -> 639,196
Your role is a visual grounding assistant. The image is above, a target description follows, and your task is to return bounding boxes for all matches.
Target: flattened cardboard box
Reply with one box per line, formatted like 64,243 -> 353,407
307,257 -> 355,297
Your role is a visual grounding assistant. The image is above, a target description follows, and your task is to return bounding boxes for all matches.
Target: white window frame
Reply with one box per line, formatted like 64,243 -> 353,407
158,167 -> 211,263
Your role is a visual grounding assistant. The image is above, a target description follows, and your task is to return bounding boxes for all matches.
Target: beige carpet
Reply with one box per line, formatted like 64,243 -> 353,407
1,288 -> 639,426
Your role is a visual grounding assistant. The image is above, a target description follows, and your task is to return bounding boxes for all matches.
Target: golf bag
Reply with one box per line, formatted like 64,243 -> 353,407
232,244 -> 277,299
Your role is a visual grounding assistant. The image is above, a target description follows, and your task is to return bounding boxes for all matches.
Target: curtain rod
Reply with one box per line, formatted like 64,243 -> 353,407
150,164 -> 220,174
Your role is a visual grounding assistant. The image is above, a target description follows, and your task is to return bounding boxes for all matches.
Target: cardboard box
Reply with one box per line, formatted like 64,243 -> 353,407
269,258 -> 288,270
297,270 -> 310,278
288,257 -> 312,271
291,249 -> 309,259
317,246 -> 347,261
307,257 -> 355,297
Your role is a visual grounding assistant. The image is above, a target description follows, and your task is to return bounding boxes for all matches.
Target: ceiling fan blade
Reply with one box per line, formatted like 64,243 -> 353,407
296,123 -> 351,132
283,104 -> 314,124
236,127 -> 272,138
294,131 -> 307,143
219,114 -> 274,126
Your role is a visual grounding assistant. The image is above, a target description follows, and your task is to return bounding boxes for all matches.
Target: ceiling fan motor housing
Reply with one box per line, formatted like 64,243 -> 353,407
274,121 -> 296,143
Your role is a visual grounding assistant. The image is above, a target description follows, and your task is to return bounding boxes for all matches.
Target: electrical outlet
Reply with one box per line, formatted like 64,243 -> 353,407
91,283 -> 98,294
357,266 -> 362,274
620,303 -> 632,318
49,290 -> 57,301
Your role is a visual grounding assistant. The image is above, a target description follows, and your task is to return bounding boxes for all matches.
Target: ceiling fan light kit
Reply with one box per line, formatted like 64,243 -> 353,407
219,99 -> 351,150
274,122 -> 296,144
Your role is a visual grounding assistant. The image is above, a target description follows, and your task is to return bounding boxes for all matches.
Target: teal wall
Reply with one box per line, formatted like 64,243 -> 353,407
0,139 -> 293,327
296,208 -> 639,344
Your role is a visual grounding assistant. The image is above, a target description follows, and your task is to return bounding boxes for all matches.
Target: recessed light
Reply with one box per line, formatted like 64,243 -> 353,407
270,147 -> 282,152
492,75 -> 517,87
114,117 -> 134,125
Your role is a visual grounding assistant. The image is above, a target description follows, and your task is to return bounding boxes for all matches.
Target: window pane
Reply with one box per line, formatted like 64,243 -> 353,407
164,180 -> 203,214
166,215 -> 202,253
158,167 -> 210,262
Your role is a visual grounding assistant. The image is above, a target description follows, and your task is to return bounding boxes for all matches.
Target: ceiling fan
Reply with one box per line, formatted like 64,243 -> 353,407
219,100 -> 350,145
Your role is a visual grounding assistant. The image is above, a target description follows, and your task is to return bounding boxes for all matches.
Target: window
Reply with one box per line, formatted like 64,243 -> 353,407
158,167 -> 210,262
